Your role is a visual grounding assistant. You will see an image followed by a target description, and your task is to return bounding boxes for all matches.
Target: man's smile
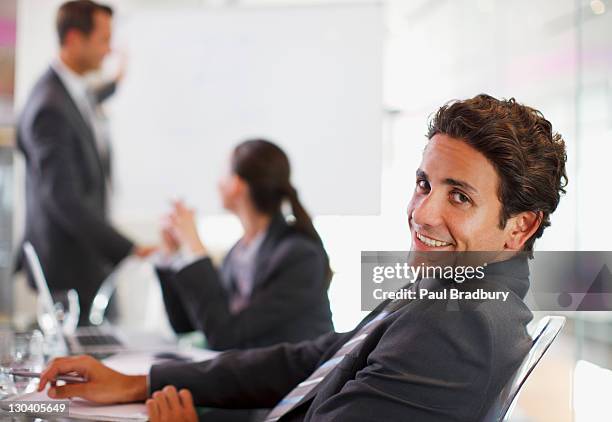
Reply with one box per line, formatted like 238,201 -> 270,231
414,230 -> 455,248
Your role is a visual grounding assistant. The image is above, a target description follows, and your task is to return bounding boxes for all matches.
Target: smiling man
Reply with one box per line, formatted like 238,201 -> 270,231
38,94 -> 568,422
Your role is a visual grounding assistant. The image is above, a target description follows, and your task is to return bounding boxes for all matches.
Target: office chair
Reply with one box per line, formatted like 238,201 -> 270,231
484,316 -> 566,421
89,270 -> 118,325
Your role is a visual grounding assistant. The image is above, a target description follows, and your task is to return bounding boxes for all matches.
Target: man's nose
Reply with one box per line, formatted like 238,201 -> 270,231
411,192 -> 444,229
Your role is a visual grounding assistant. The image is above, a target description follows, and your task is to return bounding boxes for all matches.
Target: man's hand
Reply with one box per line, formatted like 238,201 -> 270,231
146,386 -> 198,422
114,49 -> 128,83
134,245 -> 158,258
38,355 -> 147,404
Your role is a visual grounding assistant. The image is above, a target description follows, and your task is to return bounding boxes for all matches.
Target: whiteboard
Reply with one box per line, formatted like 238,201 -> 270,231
17,2 -> 383,219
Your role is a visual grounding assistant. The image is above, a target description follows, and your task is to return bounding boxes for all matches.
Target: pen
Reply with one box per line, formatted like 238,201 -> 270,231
8,369 -> 88,383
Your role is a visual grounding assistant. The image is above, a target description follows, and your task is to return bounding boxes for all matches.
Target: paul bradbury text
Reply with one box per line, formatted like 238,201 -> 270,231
373,288 -> 510,302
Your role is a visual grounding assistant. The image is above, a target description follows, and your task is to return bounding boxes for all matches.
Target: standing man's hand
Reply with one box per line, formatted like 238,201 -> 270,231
115,50 -> 128,83
146,386 -> 198,422
134,245 -> 158,258
38,355 -> 147,404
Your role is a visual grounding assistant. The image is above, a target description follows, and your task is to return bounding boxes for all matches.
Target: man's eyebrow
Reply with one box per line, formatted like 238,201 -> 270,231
444,178 -> 478,194
416,169 -> 478,194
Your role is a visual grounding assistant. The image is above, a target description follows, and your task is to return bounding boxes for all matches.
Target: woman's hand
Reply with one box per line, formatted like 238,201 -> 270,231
37,355 -> 147,404
160,222 -> 180,255
146,386 -> 198,422
168,201 -> 207,256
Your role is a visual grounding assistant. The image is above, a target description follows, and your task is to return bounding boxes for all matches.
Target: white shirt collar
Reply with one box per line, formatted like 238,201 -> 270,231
51,57 -> 91,113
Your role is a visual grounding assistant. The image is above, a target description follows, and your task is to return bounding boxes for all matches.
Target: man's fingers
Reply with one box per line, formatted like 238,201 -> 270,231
38,355 -> 94,391
38,356 -> 68,390
148,389 -> 196,422
48,383 -> 88,399
178,389 -> 194,409
179,389 -> 198,421
38,357 -> 76,391
152,391 -> 171,418
162,386 -> 181,419
146,399 -> 159,422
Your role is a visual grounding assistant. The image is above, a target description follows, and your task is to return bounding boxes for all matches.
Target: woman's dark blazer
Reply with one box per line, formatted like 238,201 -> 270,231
156,213 -> 334,351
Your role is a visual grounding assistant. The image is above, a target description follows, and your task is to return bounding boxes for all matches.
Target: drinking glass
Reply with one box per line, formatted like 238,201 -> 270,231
37,289 -> 80,337
0,329 -> 15,399
0,330 -> 45,396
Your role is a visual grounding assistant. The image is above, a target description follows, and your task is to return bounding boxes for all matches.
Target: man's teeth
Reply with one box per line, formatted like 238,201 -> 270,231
416,232 -> 452,247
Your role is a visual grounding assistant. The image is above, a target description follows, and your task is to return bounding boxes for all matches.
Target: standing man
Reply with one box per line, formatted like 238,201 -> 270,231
17,0 -> 150,325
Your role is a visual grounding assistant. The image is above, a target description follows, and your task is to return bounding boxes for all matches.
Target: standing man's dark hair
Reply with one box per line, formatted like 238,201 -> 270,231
56,0 -> 113,45
427,94 -> 568,254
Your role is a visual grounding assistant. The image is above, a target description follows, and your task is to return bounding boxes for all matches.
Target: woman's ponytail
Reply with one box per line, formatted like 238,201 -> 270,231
285,184 -> 333,285
233,139 -> 333,285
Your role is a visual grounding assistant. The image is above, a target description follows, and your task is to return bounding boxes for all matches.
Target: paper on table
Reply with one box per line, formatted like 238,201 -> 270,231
6,389 -> 147,421
103,348 -> 219,375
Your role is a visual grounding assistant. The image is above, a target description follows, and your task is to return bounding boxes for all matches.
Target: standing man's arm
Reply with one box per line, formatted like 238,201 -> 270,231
31,106 -> 133,263
93,80 -> 117,104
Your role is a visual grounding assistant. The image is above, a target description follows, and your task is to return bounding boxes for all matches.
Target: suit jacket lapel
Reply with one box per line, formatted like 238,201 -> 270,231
282,284 -> 422,418
48,67 -> 105,178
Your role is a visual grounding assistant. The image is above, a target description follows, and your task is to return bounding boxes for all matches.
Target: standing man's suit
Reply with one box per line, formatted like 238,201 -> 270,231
17,65 -> 133,324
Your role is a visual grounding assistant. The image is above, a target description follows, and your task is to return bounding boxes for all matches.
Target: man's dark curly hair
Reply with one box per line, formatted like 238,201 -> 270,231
427,94 -> 568,254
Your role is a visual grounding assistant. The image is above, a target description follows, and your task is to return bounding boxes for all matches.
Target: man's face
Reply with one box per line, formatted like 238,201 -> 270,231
77,11 -> 112,71
407,134 -> 513,252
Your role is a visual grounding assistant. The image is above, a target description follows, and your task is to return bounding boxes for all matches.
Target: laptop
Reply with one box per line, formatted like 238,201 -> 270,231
23,242 -> 127,356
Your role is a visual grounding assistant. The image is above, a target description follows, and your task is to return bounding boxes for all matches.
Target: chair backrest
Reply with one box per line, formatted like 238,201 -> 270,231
483,316 -> 566,421
89,271 -> 118,325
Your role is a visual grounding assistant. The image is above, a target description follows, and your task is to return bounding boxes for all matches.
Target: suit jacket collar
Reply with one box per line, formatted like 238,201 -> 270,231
481,253 -> 530,299
220,212 -> 290,292
51,58 -> 90,118
251,212 -> 290,289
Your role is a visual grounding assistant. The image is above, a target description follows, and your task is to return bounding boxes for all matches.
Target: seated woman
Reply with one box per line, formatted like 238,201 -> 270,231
156,139 -> 334,351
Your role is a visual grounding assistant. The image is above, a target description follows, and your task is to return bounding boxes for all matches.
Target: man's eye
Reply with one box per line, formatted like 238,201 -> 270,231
416,179 -> 430,192
450,191 -> 470,204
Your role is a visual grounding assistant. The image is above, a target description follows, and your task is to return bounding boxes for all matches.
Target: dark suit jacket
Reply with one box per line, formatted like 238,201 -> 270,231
156,213 -> 334,351
16,67 -> 133,323
150,256 -> 533,421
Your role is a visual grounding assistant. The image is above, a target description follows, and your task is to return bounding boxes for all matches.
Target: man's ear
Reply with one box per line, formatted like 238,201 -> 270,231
63,29 -> 83,48
504,211 -> 542,251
